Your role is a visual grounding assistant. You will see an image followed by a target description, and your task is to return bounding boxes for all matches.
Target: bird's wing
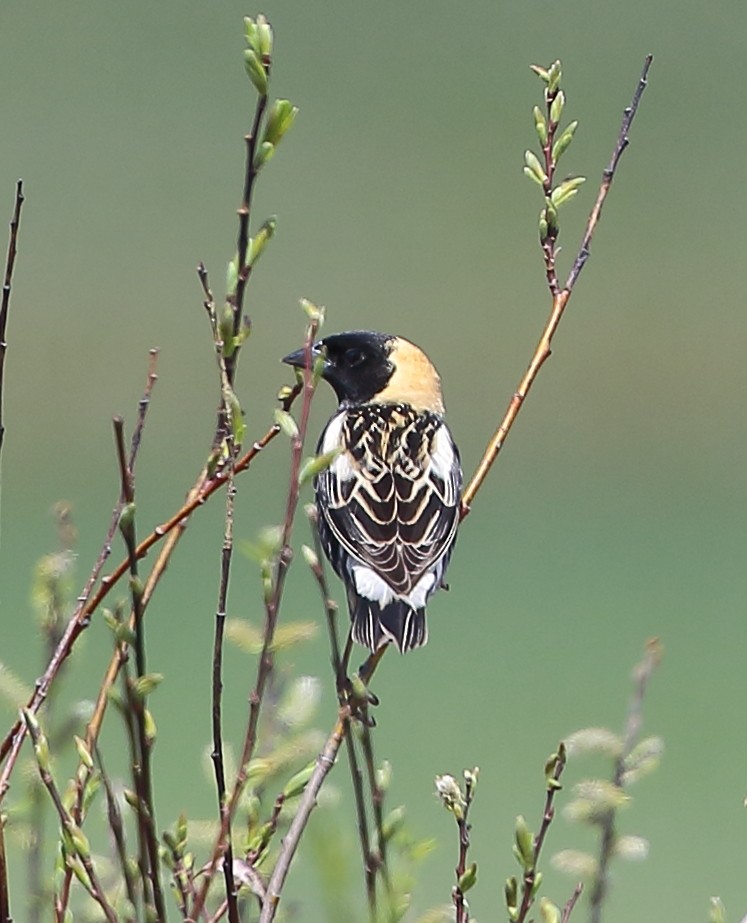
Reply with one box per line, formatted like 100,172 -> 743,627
316,408 -> 461,595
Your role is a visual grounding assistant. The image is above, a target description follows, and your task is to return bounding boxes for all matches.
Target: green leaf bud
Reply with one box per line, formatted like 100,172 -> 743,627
143,707 -> 157,745
376,759 -> 392,792
381,805 -> 406,841
505,876 -> 519,915
300,298 -> 325,324
298,448 -> 340,486
219,303 -> 235,357
247,217 -> 276,267
256,14 -> 273,59
457,861 -> 477,892
243,49 -> 268,96
549,89 -> 565,125
264,99 -> 299,147
118,502 -> 136,533
243,17 -> 259,52
74,735 -> 94,771
254,141 -> 275,171
434,773 -> 466,820
514,815 -> 534,871
550,176 -> 586,208
524,150 -> 547,186
274,408 -> 299,440
538,209 -> 549,241
226,257 -> 238,296
132,673 -> 164,699
69,823 -> 91,860
533,106 -> 548,145
551,120 -> 578,163
530,64 -> 550,83
539,897 -> 561,923
547,60 -> 562,94
283,761 -> 316,798
301,544 -> 319,569
226,389 -> 246,444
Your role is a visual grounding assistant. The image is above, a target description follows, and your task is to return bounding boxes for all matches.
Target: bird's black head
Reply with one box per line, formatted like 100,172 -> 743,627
283,330 -> 395,406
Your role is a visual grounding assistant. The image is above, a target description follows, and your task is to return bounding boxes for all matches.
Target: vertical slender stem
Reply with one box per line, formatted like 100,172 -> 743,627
0,813 -> 10,923
0,179 -> 25,463
113,417 -> 167,923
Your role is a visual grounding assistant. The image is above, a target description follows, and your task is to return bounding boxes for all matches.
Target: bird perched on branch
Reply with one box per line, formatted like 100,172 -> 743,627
283,331 -> 461,653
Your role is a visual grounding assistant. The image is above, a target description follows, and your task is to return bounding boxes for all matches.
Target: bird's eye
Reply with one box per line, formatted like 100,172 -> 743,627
343,347 -> 366,367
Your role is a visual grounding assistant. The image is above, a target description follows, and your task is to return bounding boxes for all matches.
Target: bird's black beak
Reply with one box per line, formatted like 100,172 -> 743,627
282,341 -> 324,370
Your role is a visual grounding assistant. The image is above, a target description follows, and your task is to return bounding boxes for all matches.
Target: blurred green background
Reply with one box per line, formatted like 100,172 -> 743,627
1,0 -> 745,919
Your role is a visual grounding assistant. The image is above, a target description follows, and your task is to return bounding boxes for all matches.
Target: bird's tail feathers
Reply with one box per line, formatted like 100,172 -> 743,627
348,591 -> 428,653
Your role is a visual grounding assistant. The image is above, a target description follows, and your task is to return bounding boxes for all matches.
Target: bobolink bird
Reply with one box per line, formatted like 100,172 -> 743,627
283,331 -> 462,653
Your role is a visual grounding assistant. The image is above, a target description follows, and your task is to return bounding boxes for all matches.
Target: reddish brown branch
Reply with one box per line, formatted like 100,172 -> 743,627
461,55 -> 653,514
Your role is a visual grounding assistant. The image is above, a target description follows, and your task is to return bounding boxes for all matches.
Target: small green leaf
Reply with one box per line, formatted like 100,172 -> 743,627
226,256 -> 238,295
283,761 -> 316,798
256,14 -> 273,58
74,735 -> 94,771
381,805 -> 406,841
539,897 -> 561,923
504,876 -> 518,915
301,544 -> 319,569
118,502 -> 136,533
274,409 -> 299,440
298,448 -> 340,486
247,217 -> 277,267
376,760 -> 392,792
524,149 -> 547,186
550,176 -> 586,208
547,60 -> 562,94
530,64 -> 550,83
219,304 -> 235,357
551,120 -> 578,163
254,140 -> 275,170
243,49 -> 268,96
457,861 -> 477,892
264,99 -> 299,147
514,815 -> 534,871
538,209 -> 549,241
132,673 -> 164,699
533,106 -> 548,145
143,707 -> 157,744
549,89 -> 565,125
69,823 -> 91,860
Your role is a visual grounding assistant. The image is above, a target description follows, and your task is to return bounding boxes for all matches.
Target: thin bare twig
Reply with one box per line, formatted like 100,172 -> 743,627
54,356 -> 159,921
0,389 -> 299,800
461,55 -> 653,513
22,712 -> 118,923
0,179 -> 25,464
0,350 -> 162,798
515,746 -> 567,923
453,773 -> 477,923
305,525 -> 379,911
590,639 -> 661,923
95,743 -> 138,921
200,261 -> 243,923
113,417 -> 167,923
190,318 -> 320,921
0,814 -> 10,923
561,882 -> 584,923
258,647 -> 387,923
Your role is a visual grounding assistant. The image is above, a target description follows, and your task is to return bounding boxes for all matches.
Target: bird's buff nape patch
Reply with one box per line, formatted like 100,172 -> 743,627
372,338 -> 445,414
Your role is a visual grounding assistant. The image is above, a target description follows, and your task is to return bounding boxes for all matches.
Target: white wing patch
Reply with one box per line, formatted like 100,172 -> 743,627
353,564 -> 436,609
320,412 -> 356,481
